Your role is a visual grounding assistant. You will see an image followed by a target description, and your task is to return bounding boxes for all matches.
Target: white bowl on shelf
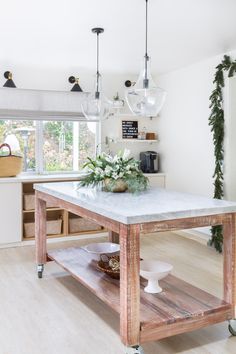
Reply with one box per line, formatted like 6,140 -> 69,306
82,242 -> 120,261
140,260 -> 173,294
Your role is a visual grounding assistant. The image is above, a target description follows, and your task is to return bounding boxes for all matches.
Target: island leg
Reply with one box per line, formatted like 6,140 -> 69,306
223,213 -> 236,335
35,191 -> 47,278
120,224 -> 141,348
108,231 -> 119,244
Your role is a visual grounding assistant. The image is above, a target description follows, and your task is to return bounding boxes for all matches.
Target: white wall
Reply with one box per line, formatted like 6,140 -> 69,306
157,50 -> 236,197
224,76 -> 236,200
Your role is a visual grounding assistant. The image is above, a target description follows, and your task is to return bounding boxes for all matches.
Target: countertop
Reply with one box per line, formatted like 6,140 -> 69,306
34,181 -> 236,225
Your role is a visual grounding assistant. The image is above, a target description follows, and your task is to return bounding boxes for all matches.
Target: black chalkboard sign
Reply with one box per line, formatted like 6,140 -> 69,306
122,120 -> 138,139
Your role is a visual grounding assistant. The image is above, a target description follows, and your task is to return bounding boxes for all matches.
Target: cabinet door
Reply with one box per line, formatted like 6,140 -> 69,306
148,176 -> 165,188
0,183 -> 22,244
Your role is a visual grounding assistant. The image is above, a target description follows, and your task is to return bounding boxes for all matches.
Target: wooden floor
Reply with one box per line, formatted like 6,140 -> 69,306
0,232 -> 235,354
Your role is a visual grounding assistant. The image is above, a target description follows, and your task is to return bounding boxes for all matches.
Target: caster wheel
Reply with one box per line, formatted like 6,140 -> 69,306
125,346 -> 145,354
229,321 -> 236,336
37,264 -> 44,279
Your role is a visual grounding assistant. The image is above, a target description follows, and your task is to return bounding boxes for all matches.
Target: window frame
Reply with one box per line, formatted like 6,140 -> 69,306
1,119 -> 101,175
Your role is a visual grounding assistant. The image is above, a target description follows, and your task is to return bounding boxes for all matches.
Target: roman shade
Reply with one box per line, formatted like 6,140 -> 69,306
0,87 -> 97,121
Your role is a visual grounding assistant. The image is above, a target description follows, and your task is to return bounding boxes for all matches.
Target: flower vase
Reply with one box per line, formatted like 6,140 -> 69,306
103,178 -> 128,193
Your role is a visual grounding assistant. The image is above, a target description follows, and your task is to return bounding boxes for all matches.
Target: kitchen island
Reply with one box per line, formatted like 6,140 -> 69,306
34,182 -> 236,354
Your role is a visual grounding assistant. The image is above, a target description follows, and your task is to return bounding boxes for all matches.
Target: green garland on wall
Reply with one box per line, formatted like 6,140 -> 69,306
208,55 -> 236,253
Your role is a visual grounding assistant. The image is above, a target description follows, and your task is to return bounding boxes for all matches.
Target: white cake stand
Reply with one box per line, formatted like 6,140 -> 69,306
140,260 -> 173,294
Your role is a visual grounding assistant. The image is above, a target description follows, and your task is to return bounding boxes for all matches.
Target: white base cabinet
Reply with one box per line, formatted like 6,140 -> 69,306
145,174 -> 165,188
0,183 -> 22,244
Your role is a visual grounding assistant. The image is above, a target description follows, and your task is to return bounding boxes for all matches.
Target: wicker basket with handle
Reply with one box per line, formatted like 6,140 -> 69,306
0,143 -> 23,177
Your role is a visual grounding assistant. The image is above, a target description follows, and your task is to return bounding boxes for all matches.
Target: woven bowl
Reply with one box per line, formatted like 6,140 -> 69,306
97,255 -> 120,279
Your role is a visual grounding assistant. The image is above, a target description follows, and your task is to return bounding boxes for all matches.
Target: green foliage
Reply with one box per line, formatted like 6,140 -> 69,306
208,55 -> 236,253
43,121 -> 96,172
125,172 -> 149,193
80,150 -> 149,193
44,121 -> 73,148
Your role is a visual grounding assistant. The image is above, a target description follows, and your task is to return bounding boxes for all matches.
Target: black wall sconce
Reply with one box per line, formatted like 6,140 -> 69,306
68,76 -> 83,92
124,80 -> 136,88
3,71 -> 16,88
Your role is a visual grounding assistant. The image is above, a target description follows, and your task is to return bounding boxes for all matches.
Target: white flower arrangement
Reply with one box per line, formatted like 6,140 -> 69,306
80,149 -> 149,193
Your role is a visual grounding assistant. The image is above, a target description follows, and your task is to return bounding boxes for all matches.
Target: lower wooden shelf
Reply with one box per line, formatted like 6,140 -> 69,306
48,247 -> 232,342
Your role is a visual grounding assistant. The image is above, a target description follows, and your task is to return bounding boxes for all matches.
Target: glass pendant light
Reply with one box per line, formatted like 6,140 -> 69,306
81,28 -> 110,121
125,0 -> 166,118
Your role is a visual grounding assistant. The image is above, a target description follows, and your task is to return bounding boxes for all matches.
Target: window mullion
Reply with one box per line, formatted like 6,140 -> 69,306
35,121 -> 44,174
73,122 -> 79,171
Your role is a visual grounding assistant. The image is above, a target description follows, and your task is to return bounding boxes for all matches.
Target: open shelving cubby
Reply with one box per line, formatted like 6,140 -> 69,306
22,180 -> 105,241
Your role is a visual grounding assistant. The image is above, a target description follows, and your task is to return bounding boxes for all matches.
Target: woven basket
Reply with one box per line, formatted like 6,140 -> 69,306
24,219 -> 62,238
0,143 -> 22,177
23,193 -> 58,211
69,217 -> 102,233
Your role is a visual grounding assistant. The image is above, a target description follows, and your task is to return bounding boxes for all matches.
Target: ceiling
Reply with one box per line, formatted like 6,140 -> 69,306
0,0 -> 236,75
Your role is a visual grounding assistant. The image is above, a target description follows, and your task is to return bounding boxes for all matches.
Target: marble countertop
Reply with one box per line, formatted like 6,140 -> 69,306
34,182 -> 236,225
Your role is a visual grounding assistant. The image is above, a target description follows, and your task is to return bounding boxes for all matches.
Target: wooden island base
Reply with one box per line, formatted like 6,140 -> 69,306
34,183 -> 236,353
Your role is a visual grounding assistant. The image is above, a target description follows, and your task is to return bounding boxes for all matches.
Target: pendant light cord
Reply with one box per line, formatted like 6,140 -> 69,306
96,32 -> 100,98
145,0 -> 148,58
144,0 -> 149,88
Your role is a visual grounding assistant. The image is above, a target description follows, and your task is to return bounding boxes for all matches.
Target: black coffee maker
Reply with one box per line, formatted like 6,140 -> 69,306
140,151 -> 159,173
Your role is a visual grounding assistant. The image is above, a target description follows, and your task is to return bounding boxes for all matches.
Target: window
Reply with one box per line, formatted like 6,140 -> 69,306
0,119 -> 99,174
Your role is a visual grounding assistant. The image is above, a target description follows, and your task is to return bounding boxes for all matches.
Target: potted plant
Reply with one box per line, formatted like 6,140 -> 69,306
80,149 -> 149,193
